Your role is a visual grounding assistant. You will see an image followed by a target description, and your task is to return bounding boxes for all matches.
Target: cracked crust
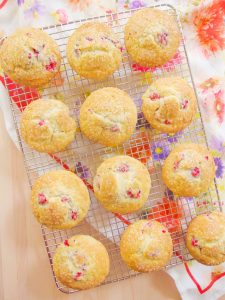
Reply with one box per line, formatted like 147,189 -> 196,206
93,155 -> 151,214
66,22 -> 122,80
20,99 -> 77,153
0,28 -> 61,88
142,77 -> 197,133
162,144 -> 215,197
31,170 -> 90,229
124,8 -> 180,67
53,235 -> 110,290
186,212 -> 225,265
120,220 -> 173,272
80,87 -> 137,147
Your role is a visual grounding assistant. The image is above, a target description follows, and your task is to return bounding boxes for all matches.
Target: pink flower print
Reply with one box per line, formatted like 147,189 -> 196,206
55,9 -> 68,24
214,90 -> 225,124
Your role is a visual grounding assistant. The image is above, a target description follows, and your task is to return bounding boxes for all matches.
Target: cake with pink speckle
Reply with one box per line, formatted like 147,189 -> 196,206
0,28 -> 61,88
120,220 -> 173,272
20,99 -> 76,153
31,170 -> 90,229
186,212 -> 225,265
124,8 -> 180,67
93,155 -> 151,214
53,235 -> 109,290
79,87 -> 137,147
162,143 -> 215,197
66,21 -> 122,80
142,77 -> 197,133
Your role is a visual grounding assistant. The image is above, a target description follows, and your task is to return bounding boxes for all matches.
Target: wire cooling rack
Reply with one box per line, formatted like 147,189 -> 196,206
3,3 -> 222,294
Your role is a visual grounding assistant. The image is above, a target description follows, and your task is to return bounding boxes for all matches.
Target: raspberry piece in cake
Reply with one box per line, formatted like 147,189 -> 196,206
117,163 -> 129,172
191,167 -> 200,177
126,189 -> 141,199
38,193 -> 47,205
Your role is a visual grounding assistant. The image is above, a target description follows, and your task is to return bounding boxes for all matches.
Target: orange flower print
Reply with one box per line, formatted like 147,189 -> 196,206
148,198 -> 183,234
193,0 -> 225,54
211,265 -> 224,280
69,0 -> 91,10
199,77 -> 220,93
214,90 -> 225,123
125,132 -> 151,164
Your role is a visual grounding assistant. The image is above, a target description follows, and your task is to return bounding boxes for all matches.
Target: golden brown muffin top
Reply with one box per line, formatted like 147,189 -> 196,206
142,77 -> 197,133
120,220 -> 173,272
31,170 -> 90,229
162,143 -> 215,197
20,99 -> 76,153
53,235 -> 110,290
0,28 -> 61,87
186,212 -> 225,265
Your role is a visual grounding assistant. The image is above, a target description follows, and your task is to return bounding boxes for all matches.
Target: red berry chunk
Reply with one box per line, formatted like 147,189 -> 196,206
110,124 -> 120,132
162,229 -> 166,233
38,193 -> 47,205
74,271 -> 82,280
71,211 -> 78,220
205,156 -> 209,160
165,120 -> 172,125
61,196 -> 69,202
126,189 -> 141,199
117,163 -> 129,172
181,99 -> 189,109
149,92 -> 160,100
86,37 -> 93,41
173,160 -> 180,171
38,120 -> 45,126
148,251 -> 159,257
28,53 -> 32,59
157,32 -> 168,46
191,167 -> 200,177
74,49 -> 81,57
64,239 -> 69,246
191,238 -> 198,247
32,48 -> 39,57
45,59 -> 57,71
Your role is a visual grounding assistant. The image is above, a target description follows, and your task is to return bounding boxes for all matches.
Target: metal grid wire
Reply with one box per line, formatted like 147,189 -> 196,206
3,3 -> 222,294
